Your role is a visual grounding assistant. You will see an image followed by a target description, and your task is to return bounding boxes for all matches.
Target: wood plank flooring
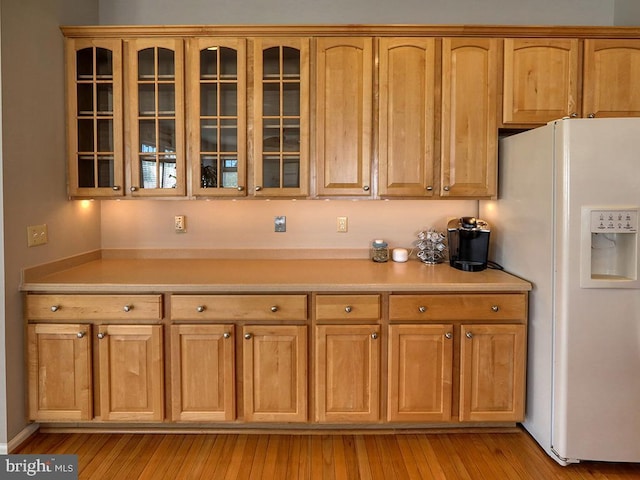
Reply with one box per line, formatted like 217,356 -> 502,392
14,427 -> 640,479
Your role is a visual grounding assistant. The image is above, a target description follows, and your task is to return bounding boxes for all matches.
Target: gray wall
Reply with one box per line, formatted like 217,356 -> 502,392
0,0 -> 100,448
98,0 -> 616,25
615,0 -> 640,25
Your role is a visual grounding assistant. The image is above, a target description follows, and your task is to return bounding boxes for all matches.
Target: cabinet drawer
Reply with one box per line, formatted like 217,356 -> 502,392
389,294 -> 526,321
26,294 -> 163,321
315,295 -> 381,321
171,295 -> 307,321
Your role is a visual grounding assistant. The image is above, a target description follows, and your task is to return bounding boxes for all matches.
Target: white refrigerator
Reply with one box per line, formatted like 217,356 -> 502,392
479,118 -> 640,465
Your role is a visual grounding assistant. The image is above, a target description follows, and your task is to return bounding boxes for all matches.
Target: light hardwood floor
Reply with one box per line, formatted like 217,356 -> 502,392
14,427 -> 640,479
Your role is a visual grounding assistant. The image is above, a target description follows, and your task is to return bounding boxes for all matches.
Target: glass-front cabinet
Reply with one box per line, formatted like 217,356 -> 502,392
128,38 -> 185,196
188,38 -> 246,197
66,39 -> 124,197
253,39 -> 309,197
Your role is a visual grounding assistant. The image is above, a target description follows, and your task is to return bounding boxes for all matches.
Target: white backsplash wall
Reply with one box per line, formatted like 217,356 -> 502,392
100,199 -> 477,253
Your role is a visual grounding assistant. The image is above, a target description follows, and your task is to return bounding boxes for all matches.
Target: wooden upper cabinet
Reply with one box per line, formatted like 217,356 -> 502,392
441,38 -> 499,198
503,38 -> 580,124
378,38 -> 437,197
188,37 -> 247,197
126,38 -> 185,196
66,38 -> 124,198
253,38 -> 309,197
583,39 -> 640,118
315,37 -> 373,196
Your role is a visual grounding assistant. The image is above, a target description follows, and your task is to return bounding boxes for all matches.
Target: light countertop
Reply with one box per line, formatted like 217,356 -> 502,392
22,256 -> 532,293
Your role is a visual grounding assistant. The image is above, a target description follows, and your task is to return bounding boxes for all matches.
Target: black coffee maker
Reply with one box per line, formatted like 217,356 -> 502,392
447,217 -> 491,272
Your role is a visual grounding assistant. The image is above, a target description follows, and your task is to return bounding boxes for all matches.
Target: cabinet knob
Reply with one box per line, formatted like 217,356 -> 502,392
426,186 -> 433,191
371,332 -> 378,340
445,332 -> 452,339
345,306 -> 352,313
270,306 -> 278,313
50,305 -> 60,312
77,331 -> 86,339
588,113 -> 596,118
97,332 -> 106,339
130,186 -> 138,192
418,306 -> 427,313
443,186 -> 450,192
196,305 -> 206,313
237,186 -> 245,192
112,185 -> 121,191
491,305 -> 499,312
255,186 -> 262,191
223,332 -> 231,339
465,331 -> 473,339
123,305 -> 133,312
570,112 -> 578,118
363,185 -> 370,192
244,333 -> 252,340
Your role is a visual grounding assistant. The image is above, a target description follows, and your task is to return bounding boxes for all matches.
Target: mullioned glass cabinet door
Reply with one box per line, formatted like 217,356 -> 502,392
253,38 -> 309,197
188,38 -> 246,197
128,38 -> 186,196
66,39 -> 124,197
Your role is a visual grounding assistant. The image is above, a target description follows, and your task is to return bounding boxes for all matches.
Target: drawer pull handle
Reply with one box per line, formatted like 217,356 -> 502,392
97,332 -> 106,340
418,306 -> 426,313
123,305 -> 133,312
445,332 -> 452,339
223,332 -> 231,339
491,305 -> 499,312
50,305 -> 60,312
244,333 -> 252,340
466,331 -> 473,339
371,332 -> 378,340
77,331 -> 86,339
345,306 -> 352,313
196,305 -> 206,313
271,306 -> 278,313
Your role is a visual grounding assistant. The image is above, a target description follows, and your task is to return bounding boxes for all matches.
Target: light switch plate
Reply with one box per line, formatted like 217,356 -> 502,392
27,224 -> 48,247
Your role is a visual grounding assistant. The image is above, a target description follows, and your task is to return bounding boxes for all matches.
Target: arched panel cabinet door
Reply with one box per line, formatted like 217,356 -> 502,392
583,39 -> 640,118
315,37 -> 373,197
441,37 -> 499,199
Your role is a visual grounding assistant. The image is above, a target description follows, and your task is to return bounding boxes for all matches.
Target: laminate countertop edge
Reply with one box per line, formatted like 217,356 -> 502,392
21,256 -> 532,293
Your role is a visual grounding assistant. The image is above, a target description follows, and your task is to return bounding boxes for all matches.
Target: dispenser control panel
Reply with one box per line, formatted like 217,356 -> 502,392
590,209 -> 637,233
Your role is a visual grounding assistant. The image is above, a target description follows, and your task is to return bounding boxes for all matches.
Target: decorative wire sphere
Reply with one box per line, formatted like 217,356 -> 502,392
415,228 -> 448,264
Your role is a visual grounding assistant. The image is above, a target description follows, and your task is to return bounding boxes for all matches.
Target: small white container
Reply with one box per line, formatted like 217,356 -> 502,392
392,248 -> 409,263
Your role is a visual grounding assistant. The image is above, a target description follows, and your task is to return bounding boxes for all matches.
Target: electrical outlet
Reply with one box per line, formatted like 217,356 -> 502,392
275,216 -> 286,232
175,215 -> 186,233
27,224 -> 48,247
337,216 -> 348,233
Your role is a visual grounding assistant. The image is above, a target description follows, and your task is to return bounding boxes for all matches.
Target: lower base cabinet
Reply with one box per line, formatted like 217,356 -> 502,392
387,324 -> 453,422
170,324 -> 236,422
28,323 -> 93,421
97,324 -> 164,422
315,325 -> 381,423
243,325 -> 307,422
459,324 -> 526,422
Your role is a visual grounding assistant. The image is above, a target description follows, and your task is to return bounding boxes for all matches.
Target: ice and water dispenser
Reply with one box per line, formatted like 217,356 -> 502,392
580,207 -> 639,288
